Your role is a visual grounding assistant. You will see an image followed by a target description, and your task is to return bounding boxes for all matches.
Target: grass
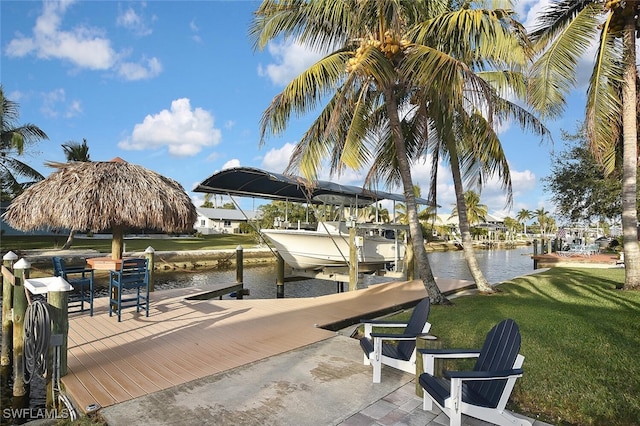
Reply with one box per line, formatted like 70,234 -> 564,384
379,267 -> 640,425
0,234 -> 260,253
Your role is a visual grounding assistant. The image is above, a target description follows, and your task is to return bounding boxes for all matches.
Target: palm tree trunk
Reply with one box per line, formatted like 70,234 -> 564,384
621,7 -> 640,290
448,141 -> 495,294
384,89 -> 447,304
62,230 -> 76,250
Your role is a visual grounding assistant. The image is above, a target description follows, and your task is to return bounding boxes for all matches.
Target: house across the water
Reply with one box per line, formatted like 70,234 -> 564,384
195,207 -> 259,235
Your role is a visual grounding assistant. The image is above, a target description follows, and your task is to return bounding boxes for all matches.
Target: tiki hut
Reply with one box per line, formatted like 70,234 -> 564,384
2,158 -> 197,260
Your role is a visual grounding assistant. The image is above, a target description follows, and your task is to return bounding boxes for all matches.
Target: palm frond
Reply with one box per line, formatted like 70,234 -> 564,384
528,2 -> 603,118
586,17 -> 623,174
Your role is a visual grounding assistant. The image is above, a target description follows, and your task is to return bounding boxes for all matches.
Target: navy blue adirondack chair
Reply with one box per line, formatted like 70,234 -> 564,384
359,297 -> 431,383
109,258 -> 150,322
52,256 -> 94,316
419,319 -> 530,426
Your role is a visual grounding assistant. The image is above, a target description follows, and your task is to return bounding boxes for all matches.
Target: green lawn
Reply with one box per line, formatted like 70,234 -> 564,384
0,234 -> 260,253
380,267 -> 640,425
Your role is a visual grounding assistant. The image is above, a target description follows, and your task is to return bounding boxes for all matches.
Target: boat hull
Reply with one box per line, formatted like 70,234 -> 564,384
261,228 -> 405,270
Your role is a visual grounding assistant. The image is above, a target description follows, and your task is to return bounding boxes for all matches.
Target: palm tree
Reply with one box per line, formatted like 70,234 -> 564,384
362,204 -> 390,223
450,190 -> 488,227
0,85 -> 48,200
62,138 -> 90,162
516,208 -> 532,237
534,208 -> 550,237
401,8 -> 548,294
250,1 -> 544,301
250,0 -> 448,303
529,1 -> 640,289
53,139 -> 91,249
503,216 -> 518,241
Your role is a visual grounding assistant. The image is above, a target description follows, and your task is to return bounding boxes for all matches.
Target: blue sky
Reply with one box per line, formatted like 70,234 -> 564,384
1,0 -> 593,219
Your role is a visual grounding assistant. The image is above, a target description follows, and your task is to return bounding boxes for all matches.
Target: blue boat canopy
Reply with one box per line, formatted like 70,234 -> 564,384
194,167 -> 435,206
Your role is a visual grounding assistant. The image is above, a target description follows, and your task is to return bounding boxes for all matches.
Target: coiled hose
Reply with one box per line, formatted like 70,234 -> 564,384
23,300 -> 51,383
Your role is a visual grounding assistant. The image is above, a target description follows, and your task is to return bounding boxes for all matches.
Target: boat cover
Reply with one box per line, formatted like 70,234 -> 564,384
194,166 -> 434,206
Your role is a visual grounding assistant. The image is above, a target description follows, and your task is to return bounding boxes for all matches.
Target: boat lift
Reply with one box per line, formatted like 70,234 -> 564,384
194,167 -> 435,293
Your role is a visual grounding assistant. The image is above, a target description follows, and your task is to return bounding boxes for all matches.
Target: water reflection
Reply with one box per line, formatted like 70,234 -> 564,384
148,245 -> 535,299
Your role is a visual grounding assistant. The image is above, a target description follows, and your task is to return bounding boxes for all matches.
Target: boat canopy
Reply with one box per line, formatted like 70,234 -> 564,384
194,166 -> 435,206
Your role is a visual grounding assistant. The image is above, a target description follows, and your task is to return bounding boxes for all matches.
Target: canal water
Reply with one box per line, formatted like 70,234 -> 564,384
148,245 -> 535,299
1,245 -> 534,424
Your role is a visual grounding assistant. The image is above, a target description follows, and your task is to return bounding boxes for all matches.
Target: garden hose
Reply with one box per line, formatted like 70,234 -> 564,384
23,300 -> 51,384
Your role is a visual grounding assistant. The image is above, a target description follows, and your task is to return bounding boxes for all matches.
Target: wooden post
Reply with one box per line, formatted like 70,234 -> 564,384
12,258 -> 30,398
415,334 -> 443,397
533,239 -> 538,256
235,245 -> 244,299
349,226 -> 358,291
145,246 -> 155,292
1,251 -> 17,369
47,277 -> 72,377
276,254 -> 285,299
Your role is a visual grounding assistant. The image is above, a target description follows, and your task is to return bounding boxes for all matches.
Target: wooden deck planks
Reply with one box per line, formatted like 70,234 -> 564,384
61,278 -> 471,413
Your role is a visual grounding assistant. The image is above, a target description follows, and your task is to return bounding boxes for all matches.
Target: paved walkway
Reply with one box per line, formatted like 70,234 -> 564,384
98,333 -> 550,426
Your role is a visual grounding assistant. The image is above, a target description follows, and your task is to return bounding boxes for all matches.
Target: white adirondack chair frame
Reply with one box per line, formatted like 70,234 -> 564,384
421,351 -> 531,426
362,320 -> 432,383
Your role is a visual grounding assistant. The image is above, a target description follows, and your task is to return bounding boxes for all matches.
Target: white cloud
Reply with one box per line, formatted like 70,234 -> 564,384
117,57 -> 162,80
6,0 -> 115,70
5,0 -> 161,81
40,88 -> 82,118
118,98 -> 222,157
222,159 -> 241,170
257,40 -> 324,86
116,5 -> 153,37
261,142 -> 296,172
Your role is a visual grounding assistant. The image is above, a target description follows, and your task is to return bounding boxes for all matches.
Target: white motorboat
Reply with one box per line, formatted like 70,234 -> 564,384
195,167 -> 434,273
261,221 -> 406,271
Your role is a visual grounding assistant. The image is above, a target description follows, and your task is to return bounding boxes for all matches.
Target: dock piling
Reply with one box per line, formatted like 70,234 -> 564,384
276,254 -> 285,298
12,259 -> 30,398
236,246 -> 244,299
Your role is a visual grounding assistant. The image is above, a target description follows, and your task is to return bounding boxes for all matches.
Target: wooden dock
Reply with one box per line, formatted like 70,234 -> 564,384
62,277 -> 473,413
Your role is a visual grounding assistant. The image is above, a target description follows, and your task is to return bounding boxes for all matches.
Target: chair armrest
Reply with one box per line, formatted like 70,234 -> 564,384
360,319 -> 408,327
370,332 -> 420,340
65,266 -> 93,274
418,349 -> 480,359
445,368 -> 524,380
361,320 -> 408,338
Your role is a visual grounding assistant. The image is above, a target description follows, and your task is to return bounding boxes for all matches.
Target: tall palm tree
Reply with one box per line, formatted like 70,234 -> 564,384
516,208 -> 532,236
251,0 -> 448,303
400,6 -> 549,294
0,85 -> 48,200
529,1 -> 640,290
250,0 -> 544,300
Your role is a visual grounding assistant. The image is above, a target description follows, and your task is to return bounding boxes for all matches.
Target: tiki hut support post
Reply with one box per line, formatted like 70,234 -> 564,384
112,226 -> 125,260
145,246 -> 155,292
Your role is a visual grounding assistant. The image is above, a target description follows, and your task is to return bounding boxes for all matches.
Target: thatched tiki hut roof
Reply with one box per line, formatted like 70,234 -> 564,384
3,159 -> 197,260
